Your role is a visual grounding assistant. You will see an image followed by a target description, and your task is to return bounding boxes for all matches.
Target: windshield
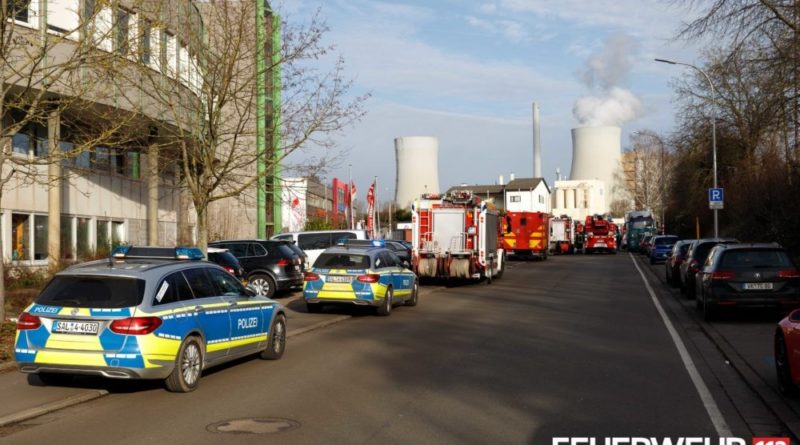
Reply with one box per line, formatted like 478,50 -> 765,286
720,249 -> 792,269
314,253 -> 371,269
36,276 -> 146,308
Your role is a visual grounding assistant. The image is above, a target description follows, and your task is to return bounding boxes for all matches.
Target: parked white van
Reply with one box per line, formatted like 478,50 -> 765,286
271,230 -> 371,266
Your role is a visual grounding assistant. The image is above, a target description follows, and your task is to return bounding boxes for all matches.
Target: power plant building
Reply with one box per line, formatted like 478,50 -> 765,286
394,136 -> 440,208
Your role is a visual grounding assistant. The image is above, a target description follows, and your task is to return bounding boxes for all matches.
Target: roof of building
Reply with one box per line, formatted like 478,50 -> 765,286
446,184 -> 505,195
506,177 -> 548,191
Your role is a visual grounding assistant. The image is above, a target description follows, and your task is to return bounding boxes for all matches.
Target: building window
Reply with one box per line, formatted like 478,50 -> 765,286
33,122 -> 48,157
165,31 -> 176,78
11,213 -> 30,261
77,217 -> 91,258
7,0 -> 31,22
48,0 -> 80,34
140,19 -> 151,64
111,221 -> 125,246
97,220 -> 109,253
33,215 -> 48,260
126,151 -> 140,178
60,215 -> 74,260
12,130 -> 30,156
112,150 -> 126,175
510,196 -> 521,203
93,146 -> 111,171
115,8 -> 130,55
539,195 -> 544,204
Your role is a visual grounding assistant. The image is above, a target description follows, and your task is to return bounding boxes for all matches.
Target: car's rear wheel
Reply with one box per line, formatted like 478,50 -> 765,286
260,314 -> 286,360
306,302 -> 320,313
776,333 -> 798,395
405,281 -> 419,307
250,274 -> 276,298
377,287 -> 393,316
165,336 -> 203,393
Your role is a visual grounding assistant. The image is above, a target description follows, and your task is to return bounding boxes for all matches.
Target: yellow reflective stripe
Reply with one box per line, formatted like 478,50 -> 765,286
36,350 -> 107,366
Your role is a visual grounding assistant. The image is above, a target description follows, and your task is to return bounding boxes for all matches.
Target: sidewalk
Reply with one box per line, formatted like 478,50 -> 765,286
0,292 -> 350,427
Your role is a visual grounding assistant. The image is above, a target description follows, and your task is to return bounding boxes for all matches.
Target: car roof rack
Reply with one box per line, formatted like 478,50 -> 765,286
111,246 -> 205,261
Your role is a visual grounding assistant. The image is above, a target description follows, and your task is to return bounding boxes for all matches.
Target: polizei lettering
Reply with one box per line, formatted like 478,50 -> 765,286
237,317 -> 258,329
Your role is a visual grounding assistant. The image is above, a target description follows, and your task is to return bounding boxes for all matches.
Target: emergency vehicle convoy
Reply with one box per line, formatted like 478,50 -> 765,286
549,215 -> 576,254
580,214 -> 618,254
411,191 -> 504,282
502,211 -> 551,259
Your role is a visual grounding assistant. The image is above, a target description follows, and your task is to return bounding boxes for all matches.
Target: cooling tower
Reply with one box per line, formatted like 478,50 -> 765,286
570,126 -> 622,205
395,136 -> 440,208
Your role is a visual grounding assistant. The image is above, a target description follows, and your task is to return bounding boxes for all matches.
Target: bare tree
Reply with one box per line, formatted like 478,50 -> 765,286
0,0 -> 140,322
617,130 -> 672,227
108,2 -> 367,252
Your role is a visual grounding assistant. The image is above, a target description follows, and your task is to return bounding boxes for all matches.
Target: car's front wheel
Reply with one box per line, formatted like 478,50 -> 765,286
165,336 -> 203,393
377,287 -> 393,316
405,281 -> 419,307
250,274 -> 276,298
260,314 -> 286,360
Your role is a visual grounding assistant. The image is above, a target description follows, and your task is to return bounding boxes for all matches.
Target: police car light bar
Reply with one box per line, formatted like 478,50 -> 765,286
111,246 -> 205,261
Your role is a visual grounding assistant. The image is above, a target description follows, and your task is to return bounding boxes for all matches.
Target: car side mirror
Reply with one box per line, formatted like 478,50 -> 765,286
789,309 -> 800,322
402,260 -> 411,269
245,284 -> 260,297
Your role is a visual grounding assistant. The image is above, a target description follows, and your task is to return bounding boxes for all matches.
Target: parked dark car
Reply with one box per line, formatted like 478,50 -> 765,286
207,247 -> 246,282
649,235 -> 679,264
696,243 -> 800,320
679,238 -> 739,299
208,240 -> 303,297
665,240 -> 691,288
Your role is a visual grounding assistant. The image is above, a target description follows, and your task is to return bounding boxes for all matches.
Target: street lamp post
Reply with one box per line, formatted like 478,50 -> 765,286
655,58 -> 718,238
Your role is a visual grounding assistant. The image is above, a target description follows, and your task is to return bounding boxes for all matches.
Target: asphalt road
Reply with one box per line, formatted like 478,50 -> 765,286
0,254 -> 788,444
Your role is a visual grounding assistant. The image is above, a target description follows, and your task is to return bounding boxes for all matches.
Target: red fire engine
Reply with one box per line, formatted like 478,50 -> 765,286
581,214 -> 618,254
502,212 -> 551,259
411,191 -> 504,282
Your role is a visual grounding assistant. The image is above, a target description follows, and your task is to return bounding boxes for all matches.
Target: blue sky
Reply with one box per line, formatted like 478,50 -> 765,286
276,0 -> 707,202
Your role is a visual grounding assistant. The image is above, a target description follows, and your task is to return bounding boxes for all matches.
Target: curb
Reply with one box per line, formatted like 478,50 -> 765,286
0,362 -> 17,374
0,389 -> 109,428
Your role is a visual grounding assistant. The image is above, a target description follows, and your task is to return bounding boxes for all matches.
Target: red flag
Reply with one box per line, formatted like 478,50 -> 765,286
366,181 -> 375,237
291,196 -> 300,208
350,181 -> 357,201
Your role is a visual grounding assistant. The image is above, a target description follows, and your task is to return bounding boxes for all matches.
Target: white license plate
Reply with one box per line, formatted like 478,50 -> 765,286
744,282 -> 774,290
52,320 -> 100,335
326,275 -> 353,283
596,243 -> 606,247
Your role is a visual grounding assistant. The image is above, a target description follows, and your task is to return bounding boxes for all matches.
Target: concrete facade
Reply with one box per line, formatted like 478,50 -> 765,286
550,179 -> 607,222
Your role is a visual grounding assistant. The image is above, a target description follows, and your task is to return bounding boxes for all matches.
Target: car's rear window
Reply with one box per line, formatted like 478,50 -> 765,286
209,251 -> 239,266
655,236 -> 678,245
36,276 -> 146,308
720,249 -> 792,269
315,253 -> 371,269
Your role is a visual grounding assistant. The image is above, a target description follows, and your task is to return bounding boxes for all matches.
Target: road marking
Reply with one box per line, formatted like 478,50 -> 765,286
630,253 -> 732,437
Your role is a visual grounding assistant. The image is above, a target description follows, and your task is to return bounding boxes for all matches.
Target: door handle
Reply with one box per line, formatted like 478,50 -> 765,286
228,301 -> 238,308
194,306 -> 205,313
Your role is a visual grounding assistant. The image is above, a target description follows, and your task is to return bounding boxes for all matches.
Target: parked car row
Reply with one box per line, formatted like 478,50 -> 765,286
645,235 -> 800,395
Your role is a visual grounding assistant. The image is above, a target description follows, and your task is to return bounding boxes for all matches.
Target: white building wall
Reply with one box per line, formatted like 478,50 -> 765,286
551,179 -> 606,222
504,182 -> 551,213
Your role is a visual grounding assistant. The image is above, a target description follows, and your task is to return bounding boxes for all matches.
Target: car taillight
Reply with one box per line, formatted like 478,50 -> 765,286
711,271 -> 735,280
109,317 -> 162,335
304,272 -> 320,281
223,266 -> 236,275
277,258 -> 290,267
357,274 -> 380,283
779,268 -> 800,278
16,312 -> 41,330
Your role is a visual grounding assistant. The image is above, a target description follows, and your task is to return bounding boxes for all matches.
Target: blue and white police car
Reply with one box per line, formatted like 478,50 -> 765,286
14,246 -> 287,392
303,241 -> 419,316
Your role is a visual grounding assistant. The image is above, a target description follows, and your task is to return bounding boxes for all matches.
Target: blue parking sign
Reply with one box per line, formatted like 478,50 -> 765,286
709,188 -> 724,209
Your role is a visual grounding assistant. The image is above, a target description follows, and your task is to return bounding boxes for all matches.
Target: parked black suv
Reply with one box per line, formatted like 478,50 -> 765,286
208,240 -> 303,297
679,238 -> 739,299
207,247 -> 246,283
695,243 -> 800,320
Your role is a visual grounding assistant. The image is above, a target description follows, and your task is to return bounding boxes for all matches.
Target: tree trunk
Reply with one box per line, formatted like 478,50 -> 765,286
0,187 -> 5,323
196,205 -> 208,254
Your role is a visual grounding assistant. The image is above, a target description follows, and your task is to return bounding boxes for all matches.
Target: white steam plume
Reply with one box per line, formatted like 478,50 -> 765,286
573,33 -> 642,127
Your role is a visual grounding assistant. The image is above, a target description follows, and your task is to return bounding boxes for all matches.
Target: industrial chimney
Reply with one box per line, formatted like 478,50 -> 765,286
395,136 -> 441,208
532,103 -> 542,178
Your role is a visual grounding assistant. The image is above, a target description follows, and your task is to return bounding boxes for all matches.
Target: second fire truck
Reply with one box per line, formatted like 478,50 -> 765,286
411,191 -> 504,282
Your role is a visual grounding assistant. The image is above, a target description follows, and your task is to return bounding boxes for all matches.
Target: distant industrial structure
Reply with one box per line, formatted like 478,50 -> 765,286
394,136 -> 441,208
447,175 -> 550,213
551,126 -> 622,220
